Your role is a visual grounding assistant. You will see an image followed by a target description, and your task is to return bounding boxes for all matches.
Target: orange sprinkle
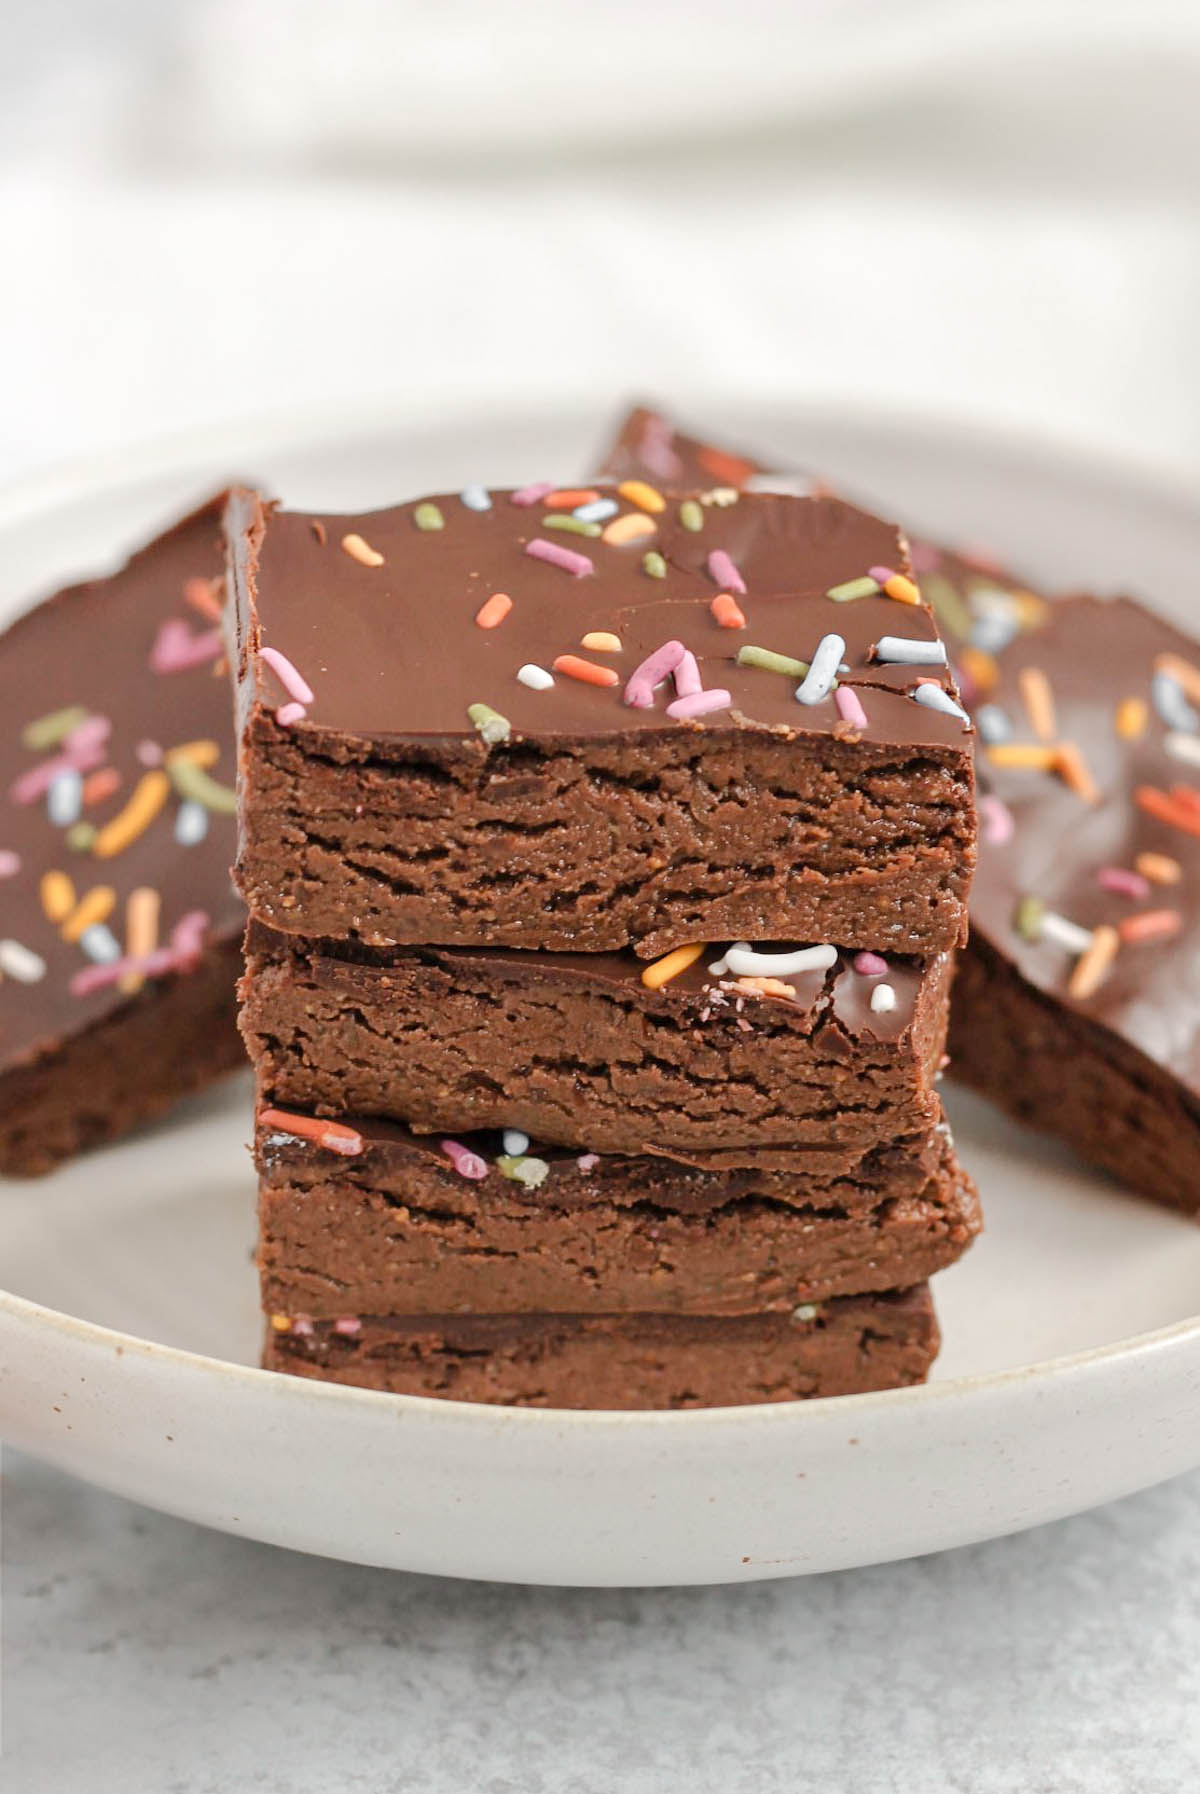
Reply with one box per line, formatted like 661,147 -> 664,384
1013,591 -> 1050,629
62,884 -> 117,943
640,943 -> 705,990
544,489 -> 598,509
81,766 -> 121,807
1136,785 -> 1200,839
341,532 -> 385,567
1068,924 -> 1119,1000
580,631 -> 622,653
165,739 -> 220,770
1116,696 -> 1148,740
474,592 -> 513,630
1055,740 -> 1099,804
1018,666 -> 1057,741
1135,851 -> 1182,885
310,520 -> 327,545
958,645 -> 999,695
258,1108 -> 365,1154
987,743 -> 1057,771
883,573 -> 922,606
1170,784 -> 1200,818
119,885 -> 161,994
1120,908 -> 1182,944
696,445 -> 756,486
93,770 -> 170,859
183,576 -> 223,622
733,976 -> 797,1001
269,1313 -> 292,1333
40,870 -> 76,923
602,512 -> 657,546
710,593 -> 746,630
617,480 -> 666,514
552,654 -> 619,688
1155,652 -> 1200,707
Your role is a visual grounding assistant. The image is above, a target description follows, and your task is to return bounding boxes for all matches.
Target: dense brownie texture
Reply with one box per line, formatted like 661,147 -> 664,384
950,595 -> 1200,1214
265,1287 -> 940,1408
242,929 -> 954,1155
227,485 -> 975,958
256,1109 -> 978,1317
0,498 -> 246,1176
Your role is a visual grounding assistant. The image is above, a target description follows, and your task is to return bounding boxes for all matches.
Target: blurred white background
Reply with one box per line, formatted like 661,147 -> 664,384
2,0 -> 1199,488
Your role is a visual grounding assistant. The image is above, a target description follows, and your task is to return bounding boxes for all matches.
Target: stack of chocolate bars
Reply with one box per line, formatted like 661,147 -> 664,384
226,476 -> 981,1407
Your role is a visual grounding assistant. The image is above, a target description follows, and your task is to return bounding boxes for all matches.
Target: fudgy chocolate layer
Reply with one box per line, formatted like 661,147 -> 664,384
265,1288 -> 940,1408
241,931 -> 954,1156
228,486 -> 975,957
257,1112 -> 978,1317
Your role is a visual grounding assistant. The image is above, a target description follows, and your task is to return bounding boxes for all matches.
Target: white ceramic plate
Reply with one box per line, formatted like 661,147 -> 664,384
3,401 -> 1200,1588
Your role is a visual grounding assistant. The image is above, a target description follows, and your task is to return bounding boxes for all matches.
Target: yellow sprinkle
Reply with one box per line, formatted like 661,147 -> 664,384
165,738 -> 221,770
617,480 -> 666,514
341,532 -> 385,566
1055,740 -> 1100,804
40,870 -> 76,924
883,573 -> 922,606
986,743 -> 1058,770
1013,591 -> 1050,628
1135,851 -> 1182,885
92,771 -> 170,860
119,886 -> 161,994
1018,666 -> 1057,741
581,631 -> 622,653
1154,653 -> 1200,707
603,512 -> 657,546
1116,696 -> 1148,740
62,884 -> 117,943
1068,924 -> 1119,1001
959,646 -> 999,695
269,1313 -> 292,1333
640,943 -> 705,990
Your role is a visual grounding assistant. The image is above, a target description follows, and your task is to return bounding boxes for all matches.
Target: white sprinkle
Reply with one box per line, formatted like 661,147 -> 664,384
724,944 -> 839,978
870,982 -> 897,1014
47,769 -> 83,826
1153,672 -> 1199,734
0,939 -> 47,982
745,473 -> 817,498
707,940 -> 750,975
1040,911 -> 1095,955
459,485 -> 492,511
574,497 -> 619,523
794,633 -> 845,706
912,683 -> 972,726
511,1157 -> 550,1189
874,635 -> 949,666
1164,730 -> 1200,766
970,613 -> 1020,655
975,703 -> 1013,744
80,923 -> 123,964
793,1302 -> 819,1322
502,1128 -> 530,1156
517,663 -> 555,691
175,800 -> 209,846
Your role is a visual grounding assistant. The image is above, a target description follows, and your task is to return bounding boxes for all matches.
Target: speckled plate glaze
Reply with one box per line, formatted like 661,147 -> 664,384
3,401 -> 1200,1587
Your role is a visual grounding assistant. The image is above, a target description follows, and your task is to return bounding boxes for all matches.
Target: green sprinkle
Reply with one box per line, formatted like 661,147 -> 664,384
826,576 -> 880,604
541,514 -> 601,538
66,821 -> 96,853
923,573 -> 972,641
642,551 -> 667,579
679,500 -> 704,532
22,704 -> 89,751
737,645 -> 810,679
467,702 -> 511,745
167,757 -> 237,814
1015,895 -> 1045,942
414,502 -> 445,532
496,1154 -> 551,1188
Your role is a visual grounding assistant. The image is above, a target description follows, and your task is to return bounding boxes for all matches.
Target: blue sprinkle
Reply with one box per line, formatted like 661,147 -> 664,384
459,485 -> 492,512
574,498 -> 620,524
1152,670 -> 1198,734
80,922 -> 122,964
175,801 -> 209,846
47,769 -> 83,827
976,704 -> 1014,744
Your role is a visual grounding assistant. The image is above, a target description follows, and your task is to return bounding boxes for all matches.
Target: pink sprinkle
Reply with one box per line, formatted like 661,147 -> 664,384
333,1316 -> 362,1336
150,619 -> 223,674
979,794 -> 1015,845
908,541 -> 941,574
10,715 -> 111,804
868,565 -> 898,584
0,849 -> 20,878
136,739 -> 163,767
955,663 -> 979,708
577,1153 -> 600,1171
70,909 -> 209,996
441,1138 -> 489,1180
275,702 -> 308,727
1098,866 -> 1151,901
854,952 -> 888,976
625,639 -> 686,708
511,482 -> 555,507
637,417 -> 684,482
525,538 -> 593,578
706,549 -> 746,595
261,645 -> 315,705
291,1317 -> 314,1338
674,649 -> 702,699
666,688 -> 732,721
835,686 -> 869,730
